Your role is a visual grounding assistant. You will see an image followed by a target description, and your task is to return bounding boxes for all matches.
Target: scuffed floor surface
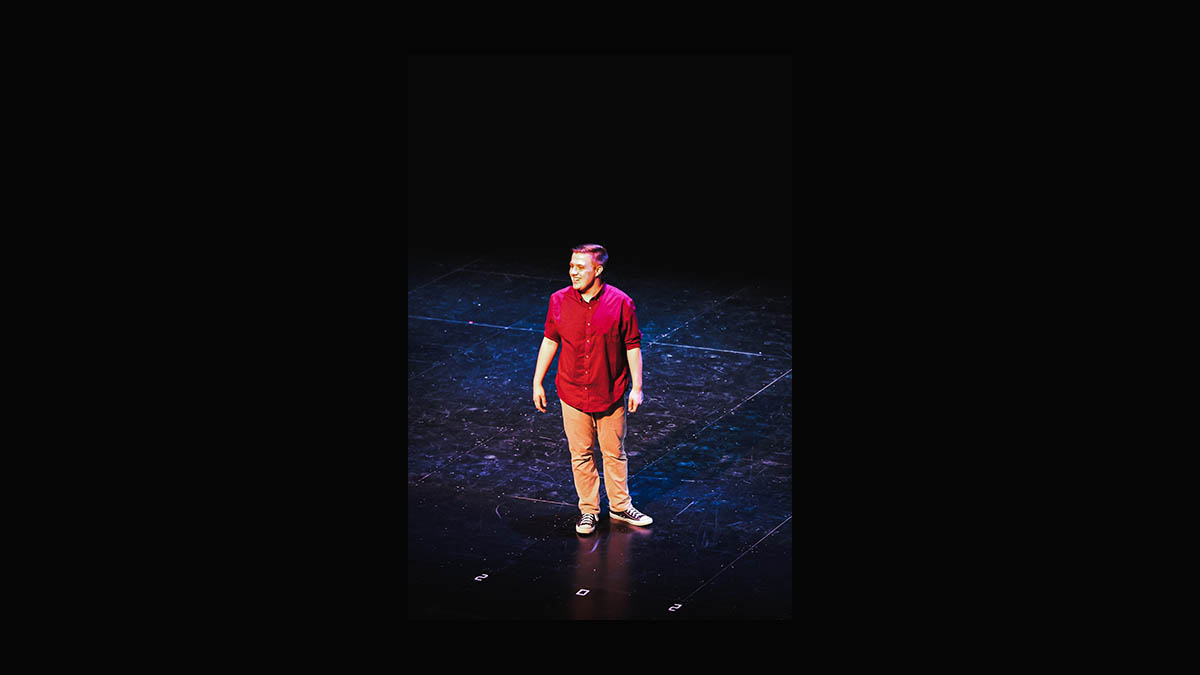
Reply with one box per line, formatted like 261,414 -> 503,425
408,248 -> 792,620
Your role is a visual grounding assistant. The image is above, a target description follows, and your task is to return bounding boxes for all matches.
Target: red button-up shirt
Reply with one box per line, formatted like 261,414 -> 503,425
543,283 -> 641,413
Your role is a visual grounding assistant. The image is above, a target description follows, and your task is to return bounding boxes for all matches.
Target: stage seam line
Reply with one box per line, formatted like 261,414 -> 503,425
426,365 -> 790,495
408,255 -> 488,294
413,431 -> 502,485
506,495 -> 574,507
646,287 -> 747,345
630,368 -> 793,480
673,500 -> 698,518
410,350 -> 790,530
469,270 -> 560,281
724,368 -> 793,416
651,342 -> 786,358
678,514 -> 792,604
408,314 -> 787,359
408,315 -> 541,332
407,310 -> 544,380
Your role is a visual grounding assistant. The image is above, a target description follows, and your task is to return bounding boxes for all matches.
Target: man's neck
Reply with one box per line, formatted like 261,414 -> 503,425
580,281 -> 604,303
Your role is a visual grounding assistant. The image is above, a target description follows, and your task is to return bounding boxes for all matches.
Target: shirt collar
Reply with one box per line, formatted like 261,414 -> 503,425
577,282 -> 606,304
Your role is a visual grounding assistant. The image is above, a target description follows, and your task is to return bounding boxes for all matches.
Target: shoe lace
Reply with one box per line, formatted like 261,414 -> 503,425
625,507 -> 643,519
581,514 -> 596,524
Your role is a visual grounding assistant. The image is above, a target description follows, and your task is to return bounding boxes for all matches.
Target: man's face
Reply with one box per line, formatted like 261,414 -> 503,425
569,252 -> 602,292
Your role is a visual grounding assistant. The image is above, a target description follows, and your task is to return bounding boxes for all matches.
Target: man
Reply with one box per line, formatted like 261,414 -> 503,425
532,244 -> 653,535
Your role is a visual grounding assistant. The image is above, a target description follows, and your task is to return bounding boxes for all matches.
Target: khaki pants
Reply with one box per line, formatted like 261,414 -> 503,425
560,397 -> 630,515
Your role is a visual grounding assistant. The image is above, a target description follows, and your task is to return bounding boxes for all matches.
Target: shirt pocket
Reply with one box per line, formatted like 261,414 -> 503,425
602,319 -> 623,348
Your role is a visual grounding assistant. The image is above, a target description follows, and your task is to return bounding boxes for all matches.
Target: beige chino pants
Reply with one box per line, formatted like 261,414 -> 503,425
560,397 -> 630,515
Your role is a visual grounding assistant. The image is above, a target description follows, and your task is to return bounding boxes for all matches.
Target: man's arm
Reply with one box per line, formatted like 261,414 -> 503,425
532,337 -> 559,413
626,347 -> 643,413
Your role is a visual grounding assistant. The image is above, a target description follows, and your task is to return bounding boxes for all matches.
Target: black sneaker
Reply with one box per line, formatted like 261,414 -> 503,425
576,512 -> 599,534
609,506 -> 653,526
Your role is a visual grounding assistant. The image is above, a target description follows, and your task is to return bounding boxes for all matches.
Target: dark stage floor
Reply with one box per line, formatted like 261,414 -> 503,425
408,248 -> 792,620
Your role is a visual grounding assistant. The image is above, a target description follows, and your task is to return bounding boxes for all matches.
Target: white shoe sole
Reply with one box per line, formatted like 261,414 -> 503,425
609,512 -> 652,526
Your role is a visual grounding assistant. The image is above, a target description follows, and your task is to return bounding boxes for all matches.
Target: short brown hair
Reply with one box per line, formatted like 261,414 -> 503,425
571,243 -> 608,267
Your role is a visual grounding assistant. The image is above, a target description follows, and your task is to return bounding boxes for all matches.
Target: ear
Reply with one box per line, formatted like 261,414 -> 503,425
594,264 -> 604,278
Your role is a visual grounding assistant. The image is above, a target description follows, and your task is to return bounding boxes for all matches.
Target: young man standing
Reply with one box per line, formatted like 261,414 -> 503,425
532,244 -> 653,535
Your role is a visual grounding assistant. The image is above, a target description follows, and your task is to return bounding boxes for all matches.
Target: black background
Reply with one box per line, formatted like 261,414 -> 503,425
408,52 -> 791,281
116,45 -> 1056,633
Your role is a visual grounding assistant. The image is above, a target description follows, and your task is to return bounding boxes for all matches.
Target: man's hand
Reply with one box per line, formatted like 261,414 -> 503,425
533,383 -> 548,413
532,338 -> 559,414
628,388 -> 643,413
625,347 -> 643,414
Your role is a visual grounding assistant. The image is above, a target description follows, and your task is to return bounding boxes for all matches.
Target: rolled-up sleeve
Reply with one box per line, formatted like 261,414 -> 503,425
622,298 -> 641,349
544,295 -> 561,343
